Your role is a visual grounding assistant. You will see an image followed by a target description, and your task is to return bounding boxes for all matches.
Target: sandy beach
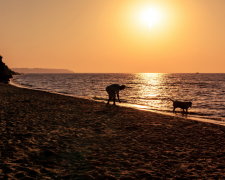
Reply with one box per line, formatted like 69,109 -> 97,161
1,83 -> 225,179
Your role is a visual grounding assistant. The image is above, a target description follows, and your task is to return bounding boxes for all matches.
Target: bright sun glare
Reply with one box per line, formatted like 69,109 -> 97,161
138,6 -> 165,29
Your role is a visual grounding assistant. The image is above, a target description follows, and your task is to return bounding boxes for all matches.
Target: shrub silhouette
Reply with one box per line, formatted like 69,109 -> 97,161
0,56 -> 14,83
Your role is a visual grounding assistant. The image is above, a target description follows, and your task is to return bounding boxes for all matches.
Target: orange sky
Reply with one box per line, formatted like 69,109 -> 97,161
1,0 -> 225,73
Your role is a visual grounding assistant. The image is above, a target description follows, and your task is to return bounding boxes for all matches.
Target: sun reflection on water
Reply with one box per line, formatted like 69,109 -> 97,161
134,73 -> 167,109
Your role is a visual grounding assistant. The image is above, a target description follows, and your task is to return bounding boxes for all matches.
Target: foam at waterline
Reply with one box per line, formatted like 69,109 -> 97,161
119,102 -> 225,127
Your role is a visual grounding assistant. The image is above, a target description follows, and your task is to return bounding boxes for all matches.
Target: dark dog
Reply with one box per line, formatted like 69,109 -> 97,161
169,99 -> 192,113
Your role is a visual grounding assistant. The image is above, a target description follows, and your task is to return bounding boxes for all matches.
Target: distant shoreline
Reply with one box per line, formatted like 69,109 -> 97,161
11,71 -> 225,74
12,68 -> 74,74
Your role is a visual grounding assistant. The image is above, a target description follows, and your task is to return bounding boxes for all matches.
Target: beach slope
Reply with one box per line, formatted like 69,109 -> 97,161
1,84 -> 225,179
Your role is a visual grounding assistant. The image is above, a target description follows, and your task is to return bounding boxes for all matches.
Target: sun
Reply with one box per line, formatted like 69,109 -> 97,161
138,6 -> 165,29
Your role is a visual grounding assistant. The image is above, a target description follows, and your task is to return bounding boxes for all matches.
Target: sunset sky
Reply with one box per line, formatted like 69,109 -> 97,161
1,0 -> 225,73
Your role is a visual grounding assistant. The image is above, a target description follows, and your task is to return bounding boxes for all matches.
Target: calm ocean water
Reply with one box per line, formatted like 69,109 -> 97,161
12,73 -> 225,122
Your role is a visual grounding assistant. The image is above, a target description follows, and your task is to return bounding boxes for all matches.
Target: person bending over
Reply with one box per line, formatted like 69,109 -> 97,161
106,84 -> 126,105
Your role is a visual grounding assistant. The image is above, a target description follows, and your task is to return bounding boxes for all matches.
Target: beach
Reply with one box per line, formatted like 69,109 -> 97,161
1,83 -> 225,179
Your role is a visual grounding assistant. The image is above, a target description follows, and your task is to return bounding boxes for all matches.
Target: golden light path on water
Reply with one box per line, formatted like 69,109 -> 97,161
133,73 -> 166,109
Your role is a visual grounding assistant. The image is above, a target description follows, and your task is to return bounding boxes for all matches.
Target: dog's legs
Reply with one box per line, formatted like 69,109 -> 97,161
173,107 -> 176,113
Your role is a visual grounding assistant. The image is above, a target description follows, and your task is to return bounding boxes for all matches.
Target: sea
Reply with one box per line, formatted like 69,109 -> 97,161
11,73 -> 225,124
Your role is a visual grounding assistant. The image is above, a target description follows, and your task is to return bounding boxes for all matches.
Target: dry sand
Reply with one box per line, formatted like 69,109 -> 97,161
1,83 -> 225,179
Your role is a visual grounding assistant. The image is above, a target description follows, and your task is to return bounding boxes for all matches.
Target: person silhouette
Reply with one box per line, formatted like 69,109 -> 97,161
106,84 -> 126,105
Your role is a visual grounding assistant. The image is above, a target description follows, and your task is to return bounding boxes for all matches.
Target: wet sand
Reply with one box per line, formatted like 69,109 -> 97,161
1,83 -> 225,179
